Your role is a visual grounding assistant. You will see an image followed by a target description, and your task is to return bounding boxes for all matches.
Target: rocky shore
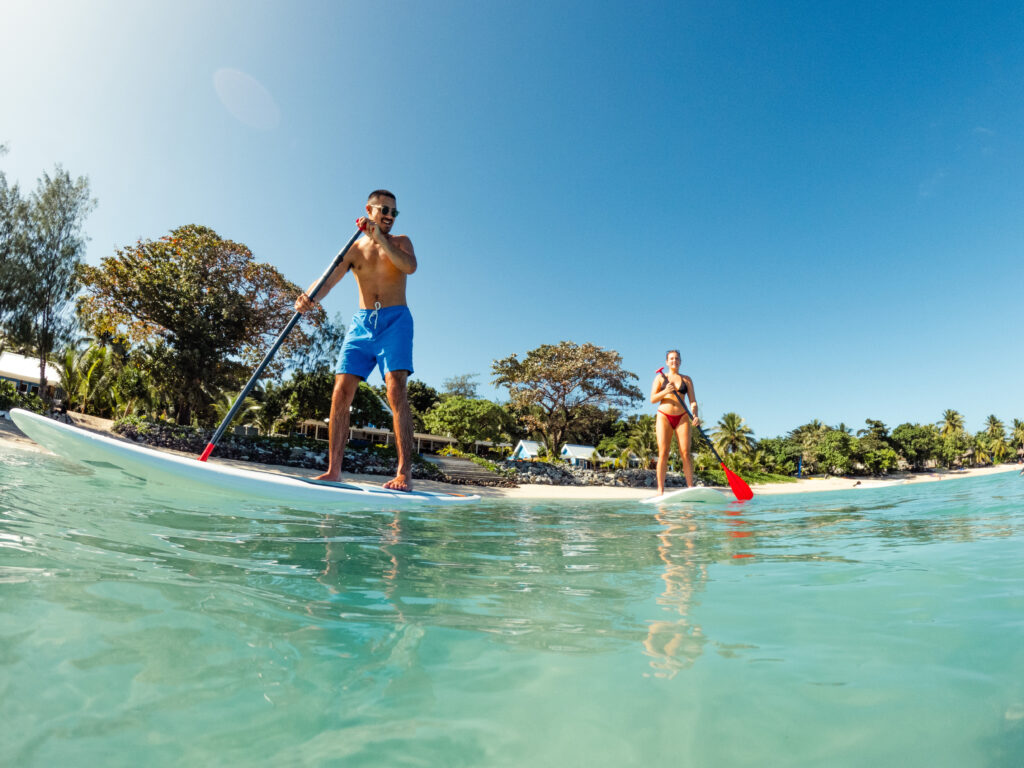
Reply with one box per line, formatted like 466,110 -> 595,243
112,419 -> 445,481
500,459 -> 701,489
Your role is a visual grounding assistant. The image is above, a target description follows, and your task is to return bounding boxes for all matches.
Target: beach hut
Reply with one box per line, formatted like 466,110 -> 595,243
510,440 -> 542,460
0,351 -> 62,400
560,444 -> 600,468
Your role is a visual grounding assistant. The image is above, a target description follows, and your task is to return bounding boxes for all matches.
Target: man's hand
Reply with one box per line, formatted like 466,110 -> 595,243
294,292 -> 316,313
358,217 -> 387,246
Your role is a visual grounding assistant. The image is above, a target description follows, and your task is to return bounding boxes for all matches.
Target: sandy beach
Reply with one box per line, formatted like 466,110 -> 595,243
2,412 -> 1020,501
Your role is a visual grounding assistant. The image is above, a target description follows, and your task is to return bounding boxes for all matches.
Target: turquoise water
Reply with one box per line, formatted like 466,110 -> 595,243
2,443 -> 1023,767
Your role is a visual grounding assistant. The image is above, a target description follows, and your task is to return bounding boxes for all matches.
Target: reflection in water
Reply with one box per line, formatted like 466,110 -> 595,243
644,508 -> 708,678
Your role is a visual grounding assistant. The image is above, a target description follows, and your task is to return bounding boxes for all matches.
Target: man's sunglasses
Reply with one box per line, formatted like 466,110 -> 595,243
369,204 -> 399,218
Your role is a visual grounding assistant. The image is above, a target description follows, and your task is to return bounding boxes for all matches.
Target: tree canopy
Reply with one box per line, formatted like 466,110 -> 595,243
492,340 -> 643,457
78,224 -> 316,424
0,164 -> 95,394
422,396 -> 510,450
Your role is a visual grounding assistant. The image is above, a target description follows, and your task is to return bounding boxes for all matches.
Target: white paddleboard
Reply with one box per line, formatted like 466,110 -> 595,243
640,486 -> 729,505
10,408 -> 480,507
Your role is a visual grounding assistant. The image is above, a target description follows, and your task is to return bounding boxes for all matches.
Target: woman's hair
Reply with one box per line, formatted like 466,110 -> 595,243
666,349 -> 681,359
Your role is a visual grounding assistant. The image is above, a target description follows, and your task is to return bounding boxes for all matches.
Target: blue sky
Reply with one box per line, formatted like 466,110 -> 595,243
3,0 -> 1022,438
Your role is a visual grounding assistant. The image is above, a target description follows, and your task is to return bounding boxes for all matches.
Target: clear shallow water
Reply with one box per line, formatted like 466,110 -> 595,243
2,444 -> 1023,767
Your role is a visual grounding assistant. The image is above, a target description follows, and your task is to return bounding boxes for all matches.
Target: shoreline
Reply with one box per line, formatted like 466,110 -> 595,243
1,413 -> 1020,501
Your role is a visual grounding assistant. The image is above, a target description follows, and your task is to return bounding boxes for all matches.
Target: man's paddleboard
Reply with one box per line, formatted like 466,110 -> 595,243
640,486 -> 729,505
10,408 -> 480,507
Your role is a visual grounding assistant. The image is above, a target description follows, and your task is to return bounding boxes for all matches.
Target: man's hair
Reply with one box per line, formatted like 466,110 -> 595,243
367,189 -> 396,203
666,349 -> 681,359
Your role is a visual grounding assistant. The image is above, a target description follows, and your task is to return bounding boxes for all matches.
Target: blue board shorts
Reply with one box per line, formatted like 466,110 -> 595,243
336,305 -> 414,380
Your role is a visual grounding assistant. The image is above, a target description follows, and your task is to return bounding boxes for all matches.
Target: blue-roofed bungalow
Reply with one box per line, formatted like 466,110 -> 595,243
560,444 -> 600,468
510,440 -> 542,460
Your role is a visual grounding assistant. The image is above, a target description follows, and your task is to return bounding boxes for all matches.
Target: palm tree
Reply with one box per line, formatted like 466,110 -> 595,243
938,409 -> 964,438
58,343 -> 117,416
984,415 -> 1006,442
713,412 -> 754,455
983,416 -> 1010,464
210,391 -> 259,424
626,415 -> 657,469
1012,419 -> 1024,456
971,434 -> 992,467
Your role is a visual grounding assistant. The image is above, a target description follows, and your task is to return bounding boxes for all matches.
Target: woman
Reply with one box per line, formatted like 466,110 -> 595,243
650,350 -> 700,495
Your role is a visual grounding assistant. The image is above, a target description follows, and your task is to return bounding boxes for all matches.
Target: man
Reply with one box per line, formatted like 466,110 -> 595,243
295,190 -> 417,490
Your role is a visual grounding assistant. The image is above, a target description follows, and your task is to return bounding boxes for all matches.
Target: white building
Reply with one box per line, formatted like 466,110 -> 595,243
510,439 -> 543,460
0,351 -> 62,399
560,443 -> 600,468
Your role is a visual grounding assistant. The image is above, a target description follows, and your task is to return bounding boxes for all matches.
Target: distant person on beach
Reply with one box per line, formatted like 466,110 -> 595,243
295,190 -> 418,491
650,350 -> 701,495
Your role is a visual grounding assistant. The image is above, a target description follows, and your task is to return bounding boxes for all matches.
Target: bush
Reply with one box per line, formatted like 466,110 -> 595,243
0,381 -> 17,411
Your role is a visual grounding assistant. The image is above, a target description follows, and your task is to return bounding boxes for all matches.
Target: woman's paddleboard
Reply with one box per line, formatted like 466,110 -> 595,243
10,408 -> 480,507
640,486 -> 729,505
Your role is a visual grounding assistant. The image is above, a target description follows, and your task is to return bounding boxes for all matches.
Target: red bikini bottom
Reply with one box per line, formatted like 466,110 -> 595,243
658,409 -> 687,429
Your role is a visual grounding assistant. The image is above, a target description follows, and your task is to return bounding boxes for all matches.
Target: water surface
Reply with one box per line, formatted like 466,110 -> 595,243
2,444 -> 1023,766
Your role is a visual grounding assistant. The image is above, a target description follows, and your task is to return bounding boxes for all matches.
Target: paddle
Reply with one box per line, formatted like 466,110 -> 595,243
656,367 -> 754,501
198,223 -> 366,461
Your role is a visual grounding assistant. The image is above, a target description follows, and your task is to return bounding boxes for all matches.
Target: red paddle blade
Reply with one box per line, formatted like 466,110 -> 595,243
721,462 -> 754,501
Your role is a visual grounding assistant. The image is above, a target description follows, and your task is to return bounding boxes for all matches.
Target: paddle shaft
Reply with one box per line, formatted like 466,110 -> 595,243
199,227 -> 364,461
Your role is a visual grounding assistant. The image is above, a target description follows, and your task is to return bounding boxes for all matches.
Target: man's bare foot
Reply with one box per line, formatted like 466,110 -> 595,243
383,473 -> 412,492
314,470 -> 341,482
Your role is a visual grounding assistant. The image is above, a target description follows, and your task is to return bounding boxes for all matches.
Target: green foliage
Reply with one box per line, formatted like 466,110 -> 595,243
862,447 -> 899,474
712,412 -> 754,455
889,423 -> 938,470
0,381 -> 47,414
286,369 -> 334,422
16,390 -> 46,414
346,382 -> 388,429
817,429 -> 855,475
77,224 -> 312,424
0,380 -> 18,410
0,166 -> 95,399
437,445 -> 515,477
938,429 -> 972,468
492,340 -> 642,458
441,373 -> 478,399
938,409 -> 964,438
1012,419 -> 1024,454
423,396 -> 510,450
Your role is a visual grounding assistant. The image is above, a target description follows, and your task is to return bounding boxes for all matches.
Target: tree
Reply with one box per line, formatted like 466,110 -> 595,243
625,415 -> 658,469
78,224 -> 315,424
350,382 -> 391,428
1011,419 -> 1024,458
817,429 -> 855,475
422,396 -> 510,450
2,167 -> 95,399
753,437 -> 800,475
938,409 -> 964,438
938,429 -> 972,468
441,373 -> 479,399
287,312 -> 346,374
712,412 -> 754,455
787,420 -> 829,474
0,157 -> 29,342
890,423 -> 939,471
983,415 -> 1010,464
492,341 -> 643,457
